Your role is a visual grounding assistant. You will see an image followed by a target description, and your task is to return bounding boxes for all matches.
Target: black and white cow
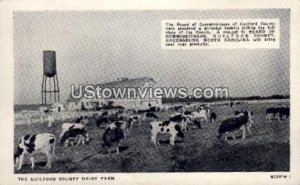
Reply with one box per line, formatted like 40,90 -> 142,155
169,113 -> 191,131
102,121 -> 125,154
217,111 -> 251,141
235,110 -> 254,127
127,115 -> 141,128
60,123 -> 85,139
14,133 -> 56,170
149,120 -> 184,146
60,126 -> 90,147
191,109 -> 209,122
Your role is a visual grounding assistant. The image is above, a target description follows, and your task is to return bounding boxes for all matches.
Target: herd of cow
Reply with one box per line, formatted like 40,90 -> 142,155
14,103 -> 290,171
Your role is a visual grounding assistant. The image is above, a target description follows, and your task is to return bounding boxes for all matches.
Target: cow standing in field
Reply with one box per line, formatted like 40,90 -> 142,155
169,113 -> 191,131
102,121 -> 126,154
192,107 -> 209,122
60,126 -> 90,147
265,106 -> 289,121
14,133 -> 56,170
149,121 -> 184,146
235,110 -> 254,128
59,122 -> 85,139
217,111 -> 252,141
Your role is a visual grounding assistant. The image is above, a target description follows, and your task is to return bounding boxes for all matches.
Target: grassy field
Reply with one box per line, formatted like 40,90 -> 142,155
14,102 -> 289,173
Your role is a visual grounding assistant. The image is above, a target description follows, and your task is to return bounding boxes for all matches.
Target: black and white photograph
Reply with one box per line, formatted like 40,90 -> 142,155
1,1 -> 300,184
12,9 -> 291,174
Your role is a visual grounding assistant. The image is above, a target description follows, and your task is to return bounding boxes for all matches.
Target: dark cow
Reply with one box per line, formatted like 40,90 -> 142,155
95,116 -> 111,128
210,112 -> 217,124
265,106 -> 289,121
60,126 -> 90,147
75,116 -> 83,123
217,111 -> 251,141
14,133 -> 56,170
144,112 -> 158,120
127,115 -> 141,128
102,121 -> 125,154
149,120 -> 184,146
184,111 -> 192,115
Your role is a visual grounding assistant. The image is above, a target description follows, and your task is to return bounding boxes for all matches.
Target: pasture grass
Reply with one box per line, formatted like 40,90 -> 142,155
14,102 -> 289,173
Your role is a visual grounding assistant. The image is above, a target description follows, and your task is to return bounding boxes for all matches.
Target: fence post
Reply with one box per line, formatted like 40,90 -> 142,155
27,114 -> 31,125
48,114 -> 54,127
40,114 -> 44,124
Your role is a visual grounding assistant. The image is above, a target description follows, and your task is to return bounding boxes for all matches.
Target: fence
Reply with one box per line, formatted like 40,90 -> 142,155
14,111 -> 101,126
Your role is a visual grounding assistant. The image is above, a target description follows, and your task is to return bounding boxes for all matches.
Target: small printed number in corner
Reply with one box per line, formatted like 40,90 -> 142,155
270,174 -> 291,179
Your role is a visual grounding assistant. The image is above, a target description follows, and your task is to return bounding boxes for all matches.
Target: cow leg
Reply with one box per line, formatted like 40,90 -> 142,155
224,133 -> 228,141
170,134 -> 176,146
81,137 -> 85,145
183,122 -> 187,132
116,144 -> 120,154
44,154 -> 52,169
65,140 -> 69,148
205,116 -> 208,123
247,124 -> 251,134
156,135 -> 161,145
151,134 -> 157,146
242,125 -> 246,140
15,157 -> 19,168
76,137 -> 81,146
276,113 -> 281,121
17,154 -> 24,170
232,133 -> 236,140
30,157 -> 35,170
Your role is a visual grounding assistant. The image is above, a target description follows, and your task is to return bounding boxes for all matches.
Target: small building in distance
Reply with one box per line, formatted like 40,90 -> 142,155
50,102 -> 67,112
67,77 -> 162,111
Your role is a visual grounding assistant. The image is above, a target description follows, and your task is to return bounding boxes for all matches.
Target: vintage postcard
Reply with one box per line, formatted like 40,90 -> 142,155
0,0 -> 300,185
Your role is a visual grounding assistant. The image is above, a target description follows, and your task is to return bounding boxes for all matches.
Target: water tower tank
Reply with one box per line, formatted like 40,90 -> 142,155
43,50 -> 56,78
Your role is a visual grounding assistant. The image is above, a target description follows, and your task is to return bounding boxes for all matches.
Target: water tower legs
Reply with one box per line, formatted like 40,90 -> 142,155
42,75 -> 60,106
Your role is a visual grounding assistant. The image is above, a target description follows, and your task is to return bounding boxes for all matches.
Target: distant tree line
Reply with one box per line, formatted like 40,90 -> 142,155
162,94 -> 290,104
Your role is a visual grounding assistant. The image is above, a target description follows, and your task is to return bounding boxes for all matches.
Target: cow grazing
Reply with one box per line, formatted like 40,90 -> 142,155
217,111 -> 251,141
60,123 -> 85,139
14,133 -> 56,170
102,121 -> 125,154
60,126 -> 90,147
144,112 -> 158,120
210,112 -> 217,124
265,106 -> 289,121
149,121 -> 184,146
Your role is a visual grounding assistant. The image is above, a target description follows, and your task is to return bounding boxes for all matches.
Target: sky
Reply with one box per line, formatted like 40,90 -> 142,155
14,9 -> 290,105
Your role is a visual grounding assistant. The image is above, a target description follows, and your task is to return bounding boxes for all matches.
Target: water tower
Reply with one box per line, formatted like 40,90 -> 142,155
42,50 -> 60,105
